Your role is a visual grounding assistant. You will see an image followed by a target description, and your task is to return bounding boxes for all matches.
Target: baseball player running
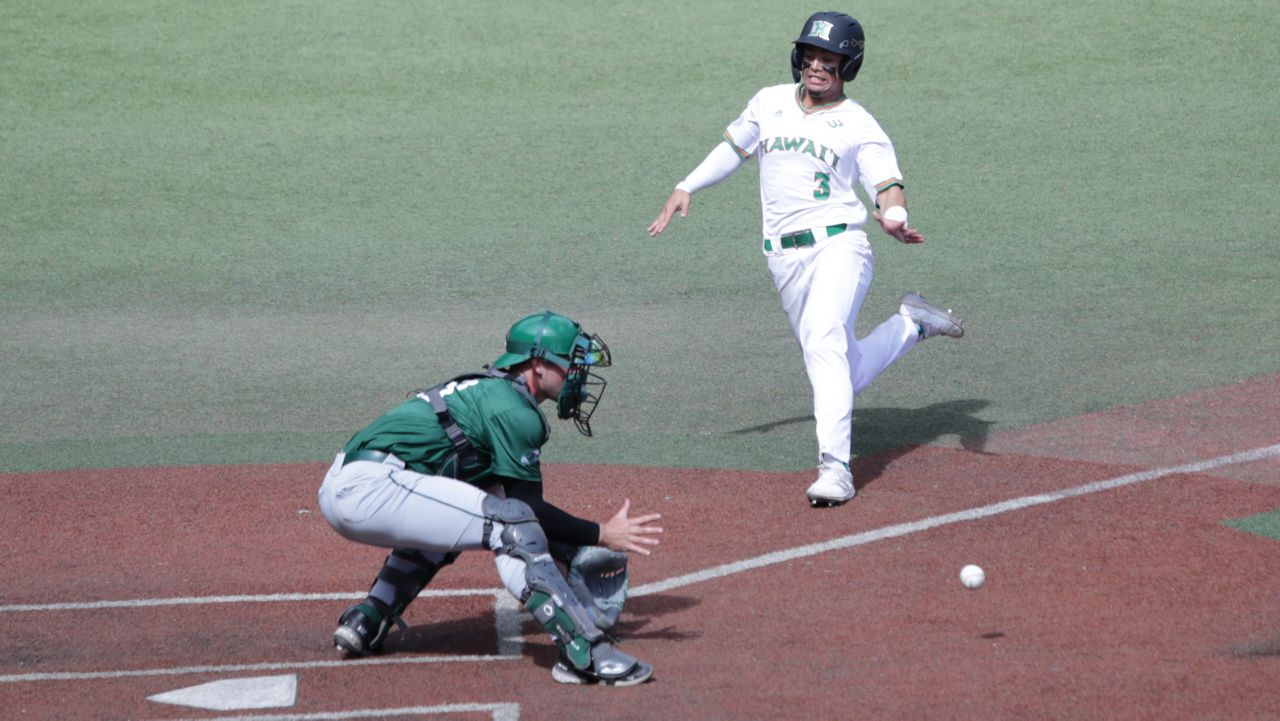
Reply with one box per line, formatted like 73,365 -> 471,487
318,311 -> 662,686
649,11 -> 964,508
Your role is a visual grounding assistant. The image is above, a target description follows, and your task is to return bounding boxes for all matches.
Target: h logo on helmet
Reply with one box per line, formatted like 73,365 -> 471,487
791,13 -> 865,83
807,20 -> 834,41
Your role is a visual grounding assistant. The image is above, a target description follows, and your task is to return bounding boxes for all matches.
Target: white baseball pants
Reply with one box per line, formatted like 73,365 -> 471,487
766,229 -> 918,467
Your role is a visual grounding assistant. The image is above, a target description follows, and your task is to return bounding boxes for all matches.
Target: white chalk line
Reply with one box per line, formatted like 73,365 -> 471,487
2,442 -> 1276,686
0,590 -> 489,614
0,655 -> 519,684
1,590 -> 530,684
153,702 -> 521,721
631,442 -> 1280,596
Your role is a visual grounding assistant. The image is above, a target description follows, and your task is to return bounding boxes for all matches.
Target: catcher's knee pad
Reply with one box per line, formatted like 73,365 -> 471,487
482,495 -> 538,525
480,496 -> 544,555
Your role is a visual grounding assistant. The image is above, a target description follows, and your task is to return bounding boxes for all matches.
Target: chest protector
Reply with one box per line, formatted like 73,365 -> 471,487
414,368 -> 537,485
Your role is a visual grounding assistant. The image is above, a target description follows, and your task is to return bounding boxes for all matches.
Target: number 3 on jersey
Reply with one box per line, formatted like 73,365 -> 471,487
813,172 -> 831,200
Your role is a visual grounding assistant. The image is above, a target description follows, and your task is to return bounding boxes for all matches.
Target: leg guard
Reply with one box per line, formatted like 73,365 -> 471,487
374,548 -> 460,620
482,496 -> 606,671
335,549 -> 459,656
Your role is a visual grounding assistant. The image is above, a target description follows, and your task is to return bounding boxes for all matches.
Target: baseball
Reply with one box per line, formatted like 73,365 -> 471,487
960,564 -> 985,589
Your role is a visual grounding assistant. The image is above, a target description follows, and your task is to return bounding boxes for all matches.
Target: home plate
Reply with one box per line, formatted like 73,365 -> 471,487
147,674 -> 297,711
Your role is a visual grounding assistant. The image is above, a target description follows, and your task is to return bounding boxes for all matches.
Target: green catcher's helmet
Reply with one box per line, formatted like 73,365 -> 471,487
492,310 -> 612,436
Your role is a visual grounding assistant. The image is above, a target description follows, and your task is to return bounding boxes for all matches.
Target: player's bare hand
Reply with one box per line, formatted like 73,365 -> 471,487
648,189 -> 691,237
599,498 -> 663,555
873,211 -> 925,244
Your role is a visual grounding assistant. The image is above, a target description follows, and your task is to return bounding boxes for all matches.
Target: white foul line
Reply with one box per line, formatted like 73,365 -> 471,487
0,590 -> 489,614
629,442 -> 1280,597
153,702 -> 521,721
1,442 -> 1275,686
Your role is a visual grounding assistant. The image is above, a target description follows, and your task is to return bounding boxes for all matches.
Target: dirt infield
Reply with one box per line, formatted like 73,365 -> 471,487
2,375 -> 1278,719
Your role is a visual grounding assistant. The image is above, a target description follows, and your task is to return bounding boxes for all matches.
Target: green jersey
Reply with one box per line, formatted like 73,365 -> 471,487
344,375 -> 550,485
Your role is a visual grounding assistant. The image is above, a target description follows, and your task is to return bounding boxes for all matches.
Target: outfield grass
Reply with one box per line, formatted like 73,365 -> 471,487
2,0 -> 1277,473
1225,509 -> 1280,543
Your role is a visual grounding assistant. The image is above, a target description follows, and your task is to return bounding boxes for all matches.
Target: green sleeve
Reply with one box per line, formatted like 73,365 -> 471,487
485,406 -> 547,482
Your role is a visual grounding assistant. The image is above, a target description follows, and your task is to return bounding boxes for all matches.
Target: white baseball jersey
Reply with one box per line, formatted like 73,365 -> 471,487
723,83 -> 904,240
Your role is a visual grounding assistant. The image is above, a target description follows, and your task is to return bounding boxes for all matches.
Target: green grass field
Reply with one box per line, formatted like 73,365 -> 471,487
3,0 -> 1277,474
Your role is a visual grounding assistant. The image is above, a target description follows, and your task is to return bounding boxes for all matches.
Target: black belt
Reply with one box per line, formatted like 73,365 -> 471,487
343,449 -> 392,466
769,223 -> 848,251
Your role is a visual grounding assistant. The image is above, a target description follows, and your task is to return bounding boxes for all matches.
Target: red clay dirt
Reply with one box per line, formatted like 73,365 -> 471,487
2,374 -> 1278,719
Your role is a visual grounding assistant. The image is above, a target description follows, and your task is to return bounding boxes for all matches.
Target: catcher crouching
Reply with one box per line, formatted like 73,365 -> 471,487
317,311 -> 663,686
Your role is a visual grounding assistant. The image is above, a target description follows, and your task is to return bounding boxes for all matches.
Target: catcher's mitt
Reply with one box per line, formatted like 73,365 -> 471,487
564,545 -> 628,630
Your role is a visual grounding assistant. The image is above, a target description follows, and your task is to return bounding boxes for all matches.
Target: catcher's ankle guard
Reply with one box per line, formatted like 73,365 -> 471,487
526,590 -> 595,670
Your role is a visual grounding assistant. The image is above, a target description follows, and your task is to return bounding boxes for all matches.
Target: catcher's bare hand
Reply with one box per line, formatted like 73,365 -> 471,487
648,189 -> 691,237
599,499 -> 663,555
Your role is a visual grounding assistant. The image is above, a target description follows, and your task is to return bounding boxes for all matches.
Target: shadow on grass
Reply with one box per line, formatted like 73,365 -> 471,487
854,399 -> 994,490
733,399 -> 995,490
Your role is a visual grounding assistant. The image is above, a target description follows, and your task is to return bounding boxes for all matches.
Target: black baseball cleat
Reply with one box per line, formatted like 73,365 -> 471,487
550,645 -> 655,687
332,602 -> 396,656
551,660 -> 655,687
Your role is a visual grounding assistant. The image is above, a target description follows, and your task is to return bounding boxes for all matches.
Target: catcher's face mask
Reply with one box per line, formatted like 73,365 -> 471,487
556,332 -> 611,436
